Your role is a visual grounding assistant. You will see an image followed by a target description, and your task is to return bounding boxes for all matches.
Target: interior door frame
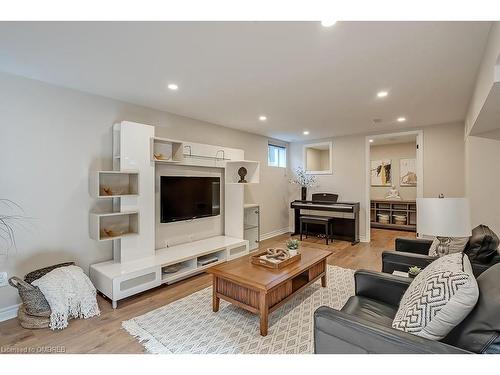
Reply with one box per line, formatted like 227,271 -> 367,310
364,130 -> 424,242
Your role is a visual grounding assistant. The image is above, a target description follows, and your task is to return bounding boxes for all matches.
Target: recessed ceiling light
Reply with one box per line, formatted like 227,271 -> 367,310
397,117 -> 406,122
321,20 -> 337,27
167,83 -> 179,91
303,131 -> 310,135
369,139 -> 374,143
377,91 -> 388,98
259,115 -> 267,121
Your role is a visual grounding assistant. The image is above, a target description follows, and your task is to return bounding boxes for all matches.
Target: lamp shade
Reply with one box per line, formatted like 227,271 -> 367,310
417,198 -> 472,237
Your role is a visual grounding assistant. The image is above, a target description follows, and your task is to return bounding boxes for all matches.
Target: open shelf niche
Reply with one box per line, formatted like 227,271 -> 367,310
151,137 -> 184,163
91,170 -> 139,198
370,200 -> 417,232
225,160 -> 260,184
89,211 -> 139,241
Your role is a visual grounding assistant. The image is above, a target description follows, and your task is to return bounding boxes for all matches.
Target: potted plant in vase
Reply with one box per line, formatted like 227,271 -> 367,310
289,166 -> 317,201
286,238 -> 300,256
408,266 -> 422,278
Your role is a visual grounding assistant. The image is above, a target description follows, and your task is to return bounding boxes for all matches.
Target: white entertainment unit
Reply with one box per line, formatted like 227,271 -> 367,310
89,121 -> 260,308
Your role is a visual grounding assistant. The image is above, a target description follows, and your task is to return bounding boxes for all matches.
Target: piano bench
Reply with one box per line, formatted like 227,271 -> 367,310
300,215 -> 334,245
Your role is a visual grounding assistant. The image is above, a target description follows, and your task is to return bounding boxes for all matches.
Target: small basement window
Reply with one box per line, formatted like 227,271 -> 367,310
268,144 -> 287,168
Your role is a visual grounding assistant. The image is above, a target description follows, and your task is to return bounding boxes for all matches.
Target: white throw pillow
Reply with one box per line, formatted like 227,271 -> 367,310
392,253 -> 479,340
428,237 -> 469,257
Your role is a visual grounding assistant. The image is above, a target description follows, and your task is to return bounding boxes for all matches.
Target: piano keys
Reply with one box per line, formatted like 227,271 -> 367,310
290,199 -> 360,244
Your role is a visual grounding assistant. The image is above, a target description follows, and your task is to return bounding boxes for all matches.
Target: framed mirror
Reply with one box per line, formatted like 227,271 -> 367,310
303,141 -> 332,174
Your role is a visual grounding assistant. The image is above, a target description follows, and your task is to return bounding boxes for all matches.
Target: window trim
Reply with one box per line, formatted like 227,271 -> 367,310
268,143 -> 287,168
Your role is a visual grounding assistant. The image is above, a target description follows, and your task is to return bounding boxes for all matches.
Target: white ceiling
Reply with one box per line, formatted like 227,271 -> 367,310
0,21 -> 491,142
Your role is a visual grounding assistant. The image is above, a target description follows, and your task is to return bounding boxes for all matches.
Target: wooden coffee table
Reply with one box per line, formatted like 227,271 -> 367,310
207,248 -> 331,336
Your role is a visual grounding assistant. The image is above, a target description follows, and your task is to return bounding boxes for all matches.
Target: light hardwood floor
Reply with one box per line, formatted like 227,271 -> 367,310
0,228 -> 415,354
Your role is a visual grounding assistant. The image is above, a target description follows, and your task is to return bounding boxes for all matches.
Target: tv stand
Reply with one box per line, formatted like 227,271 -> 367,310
90,235 -> 248,308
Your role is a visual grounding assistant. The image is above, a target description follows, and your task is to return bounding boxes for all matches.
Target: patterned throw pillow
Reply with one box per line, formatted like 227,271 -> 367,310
428,237 -> 469,257
392,253 -> 479,340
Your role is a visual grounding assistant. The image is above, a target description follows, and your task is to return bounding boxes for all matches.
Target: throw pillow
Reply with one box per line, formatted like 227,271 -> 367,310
465,225 -> 500,264
428,237 -> 469,257
392,253 -> 479,340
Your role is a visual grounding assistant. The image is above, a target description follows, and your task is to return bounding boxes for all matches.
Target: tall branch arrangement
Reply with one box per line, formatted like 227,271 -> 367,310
289,166 -> 317,188
0,199 -> 28,255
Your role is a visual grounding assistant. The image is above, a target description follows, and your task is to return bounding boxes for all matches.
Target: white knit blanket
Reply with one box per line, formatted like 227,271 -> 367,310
32,265 -> 100,330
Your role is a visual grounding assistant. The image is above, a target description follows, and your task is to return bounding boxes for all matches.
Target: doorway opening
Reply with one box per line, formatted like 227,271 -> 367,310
364,131 -> 423,242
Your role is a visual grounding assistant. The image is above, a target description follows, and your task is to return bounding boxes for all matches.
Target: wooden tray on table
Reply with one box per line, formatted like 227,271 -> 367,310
250,249 -> 301,269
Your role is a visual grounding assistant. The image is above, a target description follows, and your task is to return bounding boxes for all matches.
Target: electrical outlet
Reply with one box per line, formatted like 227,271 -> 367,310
0,272 -> 8,287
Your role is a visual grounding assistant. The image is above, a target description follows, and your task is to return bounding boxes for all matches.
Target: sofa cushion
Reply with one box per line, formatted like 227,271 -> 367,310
428,237 -> 469,257
392,253 -> 479,340
341,296 -> 398,328
443,264 -> 500,353
465,225 -> 500,264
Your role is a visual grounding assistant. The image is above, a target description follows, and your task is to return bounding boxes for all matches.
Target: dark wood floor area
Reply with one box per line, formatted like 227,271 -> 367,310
0,228 -> 415,354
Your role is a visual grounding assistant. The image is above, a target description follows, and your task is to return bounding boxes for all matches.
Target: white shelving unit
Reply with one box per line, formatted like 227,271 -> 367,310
89,211 -> 139,241
90,170 -> 139,198
89,121 -> 259,309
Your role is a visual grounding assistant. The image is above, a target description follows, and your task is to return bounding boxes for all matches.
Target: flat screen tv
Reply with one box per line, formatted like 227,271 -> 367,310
160,176 -> 221,223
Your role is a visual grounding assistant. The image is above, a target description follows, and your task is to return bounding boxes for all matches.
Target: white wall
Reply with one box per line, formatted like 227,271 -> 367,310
289,135 -> 367,239
288,122 -> 466,240
0,72 -> 290,310
423,122 -> 466,198
466,22 -> 499,134
370,142 -> 417,201
465,136 -> 500,234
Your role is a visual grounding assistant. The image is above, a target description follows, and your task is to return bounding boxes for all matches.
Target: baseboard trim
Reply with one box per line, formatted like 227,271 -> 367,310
260,227 -> 369,243
0,303 -> 20,322
260,227 -> 290,241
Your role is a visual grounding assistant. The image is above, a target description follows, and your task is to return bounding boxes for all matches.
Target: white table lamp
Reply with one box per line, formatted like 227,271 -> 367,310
417,198 -> 472,257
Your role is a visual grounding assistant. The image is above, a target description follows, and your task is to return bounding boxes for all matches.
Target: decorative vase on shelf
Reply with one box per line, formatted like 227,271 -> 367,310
301,187 -> 307,201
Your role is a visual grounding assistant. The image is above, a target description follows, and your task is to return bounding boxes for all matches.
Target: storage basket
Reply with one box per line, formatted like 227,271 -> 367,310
393,214 -> 407,225
24,262 -> 74,284
9,277 -> 51,317
17,304 -> 50,329
9,262 -> 75,318
377,213 -> 390,224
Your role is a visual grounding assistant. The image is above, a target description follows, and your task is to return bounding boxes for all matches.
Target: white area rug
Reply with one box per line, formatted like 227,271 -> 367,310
122,265 -> 355,354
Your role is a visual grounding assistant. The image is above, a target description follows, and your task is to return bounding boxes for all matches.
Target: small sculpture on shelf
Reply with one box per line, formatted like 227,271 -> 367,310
385,185 -> 401,200
101,228 -> 124,238
154,152 -> 170,161
238,167 -> 248,183
100,186 -> 124,196
101,186 -> 114,196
